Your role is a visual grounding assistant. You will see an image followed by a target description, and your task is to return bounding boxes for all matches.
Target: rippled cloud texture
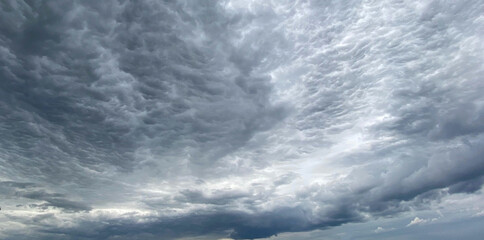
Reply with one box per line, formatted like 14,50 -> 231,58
1,0 -> 483,239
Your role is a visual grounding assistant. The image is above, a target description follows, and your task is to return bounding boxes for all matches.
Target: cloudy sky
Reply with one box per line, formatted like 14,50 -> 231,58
1,0 -> 483,239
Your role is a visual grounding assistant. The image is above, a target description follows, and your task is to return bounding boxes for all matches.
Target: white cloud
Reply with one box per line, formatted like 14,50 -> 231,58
374,226 -> 385,233
406,217 -> 438,227
473,210 -> 484,217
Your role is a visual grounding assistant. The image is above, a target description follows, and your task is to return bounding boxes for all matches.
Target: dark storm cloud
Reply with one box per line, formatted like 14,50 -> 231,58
448,177 -> 484,194
43,205 -> 362,240
0,0 -> 286,181
1,0 -> 484,239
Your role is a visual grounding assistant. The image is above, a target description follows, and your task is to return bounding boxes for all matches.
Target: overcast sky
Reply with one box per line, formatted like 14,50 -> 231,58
1,0 -> 483,239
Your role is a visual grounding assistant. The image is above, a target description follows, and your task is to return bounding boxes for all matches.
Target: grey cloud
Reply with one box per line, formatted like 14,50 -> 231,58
0,0 -> 287,181
0,181 -> 37,189
448,177 -> 484,194
43,205 -> 362,240
1,0 -> 484,239
273,173 -> 298,187
19,190 -> 92,212
176,189 -> 249,205
0,181 -> 91,212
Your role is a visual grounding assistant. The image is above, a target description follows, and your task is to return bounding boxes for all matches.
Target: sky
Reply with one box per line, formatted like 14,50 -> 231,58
0,0 -> 483,239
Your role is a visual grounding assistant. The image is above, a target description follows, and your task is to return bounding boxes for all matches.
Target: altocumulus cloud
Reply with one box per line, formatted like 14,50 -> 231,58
0,0 -> 483,239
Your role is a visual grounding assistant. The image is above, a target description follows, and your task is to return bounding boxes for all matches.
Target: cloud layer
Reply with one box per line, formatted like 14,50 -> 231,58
1,0 -> 483,239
